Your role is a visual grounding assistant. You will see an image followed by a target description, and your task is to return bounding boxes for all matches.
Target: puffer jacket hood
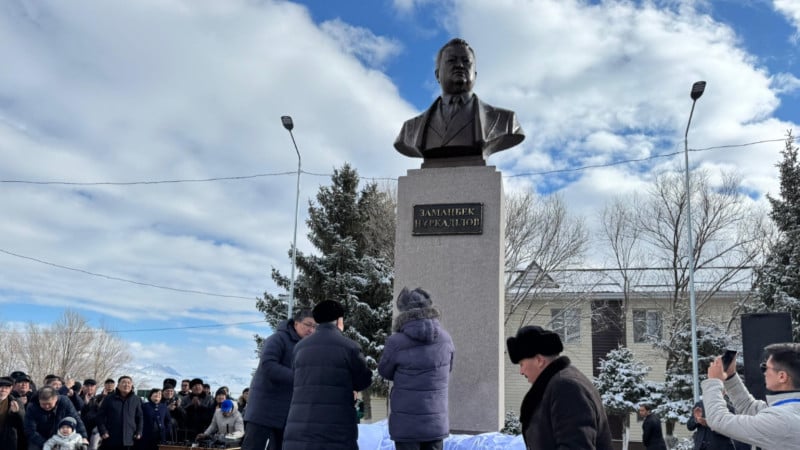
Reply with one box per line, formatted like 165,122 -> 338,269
393,306 -> 440,333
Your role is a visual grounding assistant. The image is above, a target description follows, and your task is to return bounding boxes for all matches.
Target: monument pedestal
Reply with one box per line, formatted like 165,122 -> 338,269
393,165 -> 505,434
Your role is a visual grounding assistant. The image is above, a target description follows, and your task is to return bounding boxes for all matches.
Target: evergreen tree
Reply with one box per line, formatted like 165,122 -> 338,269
255,164 -> 394,412
651,322 -> 732,438
754,131 -> 800,339
594,345 -> 651,450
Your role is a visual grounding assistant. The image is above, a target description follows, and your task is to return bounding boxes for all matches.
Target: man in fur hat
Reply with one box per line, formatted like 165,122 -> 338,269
283,300 -> 372,450
378,287 -> 454,450
506,325 -> 612,449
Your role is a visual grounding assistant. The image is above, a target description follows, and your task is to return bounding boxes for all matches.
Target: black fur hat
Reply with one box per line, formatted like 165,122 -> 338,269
506,325 -> 564,364
396,287 -> 433,311
163,378 -> 177,389
313,300 -> 345,323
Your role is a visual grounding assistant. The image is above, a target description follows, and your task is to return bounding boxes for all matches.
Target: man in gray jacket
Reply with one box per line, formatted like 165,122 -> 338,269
702,342 -> 800,449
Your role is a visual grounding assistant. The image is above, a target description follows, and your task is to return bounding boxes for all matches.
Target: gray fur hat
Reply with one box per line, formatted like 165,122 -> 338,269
396,287 -> 433,311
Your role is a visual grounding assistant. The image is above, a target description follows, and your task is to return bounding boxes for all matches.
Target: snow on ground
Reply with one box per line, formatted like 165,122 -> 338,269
358,420 -> 525,450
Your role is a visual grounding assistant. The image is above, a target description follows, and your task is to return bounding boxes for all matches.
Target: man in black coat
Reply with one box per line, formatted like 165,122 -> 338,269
179,378 -> 214,440
687,401 -> 735,450
242,308 -> 315,450
96,375 -> 143,450
23,386 -> 88,450
283,300 -> 373,450
506,326 -> 613,450
638,403 -> 667,450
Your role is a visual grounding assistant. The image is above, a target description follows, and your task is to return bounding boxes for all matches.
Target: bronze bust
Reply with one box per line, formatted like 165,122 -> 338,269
394,38 -> 525,168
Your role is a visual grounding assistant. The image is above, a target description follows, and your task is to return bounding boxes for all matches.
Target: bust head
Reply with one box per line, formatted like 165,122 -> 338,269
435,38 -> 476,96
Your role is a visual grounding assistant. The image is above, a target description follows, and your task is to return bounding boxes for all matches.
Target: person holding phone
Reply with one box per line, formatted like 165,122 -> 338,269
701,343 -> 800,449
687,401 -> 735,450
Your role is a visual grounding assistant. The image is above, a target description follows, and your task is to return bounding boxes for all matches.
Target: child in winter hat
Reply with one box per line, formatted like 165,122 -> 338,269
43,416 -> 85,450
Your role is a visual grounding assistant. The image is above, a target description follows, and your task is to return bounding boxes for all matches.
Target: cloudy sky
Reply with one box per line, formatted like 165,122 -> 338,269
1,0 -> 798,392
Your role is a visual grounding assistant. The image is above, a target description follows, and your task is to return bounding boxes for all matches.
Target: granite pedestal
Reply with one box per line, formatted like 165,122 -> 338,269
393,165 -> 505,434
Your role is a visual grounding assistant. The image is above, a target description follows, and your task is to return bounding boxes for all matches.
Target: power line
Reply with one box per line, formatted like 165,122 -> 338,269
0,320 -> 268,335
0,248 -> 256,300
0,171 -> 298,186
107,320 -> 266,333
507,138 -> 786,178
0,138 -> 786,185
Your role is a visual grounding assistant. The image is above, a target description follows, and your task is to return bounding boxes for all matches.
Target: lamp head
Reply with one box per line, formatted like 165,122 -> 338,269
281,116 -> 294,131
690,81 -> 706,101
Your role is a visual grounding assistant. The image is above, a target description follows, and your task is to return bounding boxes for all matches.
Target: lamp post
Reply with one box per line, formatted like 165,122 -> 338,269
281,115 -> 301,319
684,80 -> 706,404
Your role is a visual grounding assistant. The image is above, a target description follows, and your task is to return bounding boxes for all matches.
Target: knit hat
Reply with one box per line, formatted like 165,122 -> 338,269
312,300 -> 345,323
58,417 -> 77,431
506,325 -> 564,364
396,287 -> 433,311
220,399 -> 235,413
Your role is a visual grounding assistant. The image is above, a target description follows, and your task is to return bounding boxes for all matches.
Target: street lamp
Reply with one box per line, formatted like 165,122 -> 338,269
281,115 -> 301,319
684,80 -> 706,404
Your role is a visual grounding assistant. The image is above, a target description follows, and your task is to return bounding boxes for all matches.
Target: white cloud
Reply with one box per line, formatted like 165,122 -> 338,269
321,18 -> 403,69
453,0 -> 792,199
0,0 -> 419,323
771,72 -> 800,94
774,0 -> 800,41
392,0 -> 439,15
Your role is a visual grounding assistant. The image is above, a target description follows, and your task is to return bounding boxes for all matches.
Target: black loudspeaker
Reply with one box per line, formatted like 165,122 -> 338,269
740,313 -> 792,400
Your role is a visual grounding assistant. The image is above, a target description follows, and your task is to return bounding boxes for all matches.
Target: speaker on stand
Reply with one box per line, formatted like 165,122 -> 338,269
740,312 -> 793,401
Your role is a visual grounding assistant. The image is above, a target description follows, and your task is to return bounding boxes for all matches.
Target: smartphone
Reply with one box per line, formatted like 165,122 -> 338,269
721,349 -> 737,371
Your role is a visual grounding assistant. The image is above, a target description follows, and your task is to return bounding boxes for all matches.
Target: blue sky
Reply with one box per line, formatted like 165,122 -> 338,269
1,0 -> 798,394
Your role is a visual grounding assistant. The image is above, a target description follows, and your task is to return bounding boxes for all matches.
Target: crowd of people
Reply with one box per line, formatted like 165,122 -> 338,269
0,371 -> 248,450
1,284 -> 798,450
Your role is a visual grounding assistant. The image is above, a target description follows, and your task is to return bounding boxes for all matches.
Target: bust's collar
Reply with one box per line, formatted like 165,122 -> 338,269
441,92 -> 473,105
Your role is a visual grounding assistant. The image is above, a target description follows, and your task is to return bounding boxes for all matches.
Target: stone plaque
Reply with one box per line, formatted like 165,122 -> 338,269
412,203 -> 483,235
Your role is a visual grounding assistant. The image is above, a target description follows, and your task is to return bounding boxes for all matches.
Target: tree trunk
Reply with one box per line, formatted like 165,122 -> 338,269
362,389 -> 372,421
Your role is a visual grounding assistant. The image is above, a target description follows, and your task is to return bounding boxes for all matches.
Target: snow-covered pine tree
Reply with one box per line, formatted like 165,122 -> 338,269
754,131 -> 800,340
255,163 -> 394,415
594,345 -> 651,450
651,322 -> 733,441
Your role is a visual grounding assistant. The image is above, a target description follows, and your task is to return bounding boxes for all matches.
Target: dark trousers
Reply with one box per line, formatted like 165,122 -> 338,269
394,440 -> 444,450
266,428 -> 284,450
242,422 -> 284,450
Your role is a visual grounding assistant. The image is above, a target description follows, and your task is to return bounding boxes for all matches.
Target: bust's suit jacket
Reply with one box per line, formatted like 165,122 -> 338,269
394,94 -> 524,160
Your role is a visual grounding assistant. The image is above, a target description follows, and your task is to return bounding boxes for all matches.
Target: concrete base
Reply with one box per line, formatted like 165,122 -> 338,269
393,166 -> 505,434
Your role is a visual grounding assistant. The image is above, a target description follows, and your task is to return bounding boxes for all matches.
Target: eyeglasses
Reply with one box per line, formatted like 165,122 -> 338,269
300,321 -> 317,329
760,362 -> 782,374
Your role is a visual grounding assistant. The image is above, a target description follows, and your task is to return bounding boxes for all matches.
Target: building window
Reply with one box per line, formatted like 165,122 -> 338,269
551,308 -> 581,343
633,309 -> 662,343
